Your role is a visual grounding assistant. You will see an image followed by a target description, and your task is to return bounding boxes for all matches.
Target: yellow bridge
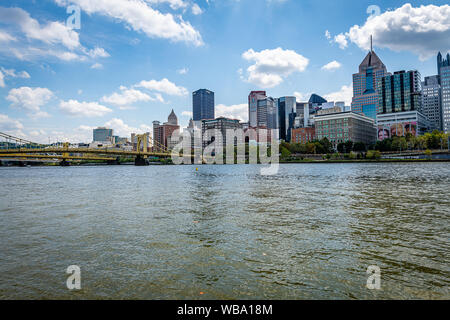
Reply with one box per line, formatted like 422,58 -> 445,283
0,132 -> 171,166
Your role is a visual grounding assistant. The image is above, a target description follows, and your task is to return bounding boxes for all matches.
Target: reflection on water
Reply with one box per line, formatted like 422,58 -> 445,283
0,163 -> 449,299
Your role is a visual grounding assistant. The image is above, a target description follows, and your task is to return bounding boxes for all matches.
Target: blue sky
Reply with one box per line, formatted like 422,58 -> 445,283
0,0 -> 449,143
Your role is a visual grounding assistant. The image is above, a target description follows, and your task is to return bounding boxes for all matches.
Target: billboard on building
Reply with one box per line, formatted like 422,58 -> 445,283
377,122 -> 417,141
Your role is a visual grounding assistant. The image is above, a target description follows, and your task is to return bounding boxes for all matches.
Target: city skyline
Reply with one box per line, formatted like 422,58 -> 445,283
0,0 -> 450,143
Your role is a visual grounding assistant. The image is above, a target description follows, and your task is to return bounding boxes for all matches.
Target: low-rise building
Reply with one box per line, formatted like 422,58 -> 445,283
291,127 -> 315,144
202,117 -> 242,150
376,110 -> 433,140
314,111 -> 377,148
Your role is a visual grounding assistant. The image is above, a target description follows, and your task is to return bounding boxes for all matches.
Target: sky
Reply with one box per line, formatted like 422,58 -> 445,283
0,0 -> 449,143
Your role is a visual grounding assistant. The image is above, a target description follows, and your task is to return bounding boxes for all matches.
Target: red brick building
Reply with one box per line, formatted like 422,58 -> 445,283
291,127 -> 315,144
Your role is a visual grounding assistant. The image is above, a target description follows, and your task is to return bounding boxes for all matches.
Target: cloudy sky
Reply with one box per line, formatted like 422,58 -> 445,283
0,0 -> 449,143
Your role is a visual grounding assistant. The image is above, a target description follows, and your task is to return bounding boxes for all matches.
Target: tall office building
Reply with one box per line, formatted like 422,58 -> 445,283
376,70 -> 432,139
277,96 -> 296,142
248,91 -> 267,128
257,97 -> 278,129
379,70 -> 422,114
422,75 -> 442,131
438,52 -> 450,133
93,127 -> 113,143
153,110 -> 180,151
193,89 -> 215,121
351,44 -> 388,120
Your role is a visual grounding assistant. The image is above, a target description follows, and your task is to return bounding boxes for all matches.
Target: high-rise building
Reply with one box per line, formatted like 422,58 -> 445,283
437,52 -> 450,77
376,70 -> 434,139
438,52 -> 450,133
202,117 -> 242,150
257,97 -> 278,129
379,70 -> 422,114
248,91 -> 267,128
93,127 -> 113,143
193,89 -> 215,121
153,109 -> 180,151
422,75 -> 442,131
351,45 -> 388,120
277,96 -> 296,142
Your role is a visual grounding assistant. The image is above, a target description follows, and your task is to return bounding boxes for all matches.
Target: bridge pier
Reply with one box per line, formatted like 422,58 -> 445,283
135,156 -> 149,166
60,160 -> 70,167
107,157 -> 121,165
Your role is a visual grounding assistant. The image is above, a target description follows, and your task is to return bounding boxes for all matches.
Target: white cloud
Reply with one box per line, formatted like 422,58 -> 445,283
59,99 -> 113,117
0,114 -> 24,133
104,118 -> 152,137
85,47 -> 110,58
146,0 -> 188,10
325,30 -> 331,40
0,7 -> 80,50
191,3 -> 203,15
54,0 -> 203,46
216,103 -> 248,122
321,60 -> 342,71
135,78 -> 188,96
241,48 -> 309,88
334,33 -> 348,49
181,111 -> 193,117
0,30 -> 16,42
1,67 -> 30,79
0,71 -> 4,88
0,7 -> 109,62
344,4 -> 450,60
177,67 -> 189,75
91,63 -> 103,69
6,87 -> 54,118
102,86 -> 152,107
293,91 -> 311,102
324,84 -> 353,105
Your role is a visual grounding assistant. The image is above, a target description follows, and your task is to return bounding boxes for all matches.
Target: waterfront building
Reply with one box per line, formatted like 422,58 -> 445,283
93,127 -> 113,143
153,109 -> 180,151
315,111 -> 377,149
351,44 -> 388,120
376,70 -> 431,139
438,52 -> 450,133
422,75 -> 442,131
291,127 -> 315,144
376,111 -> 433,140
277,96 -> 296,142
193,89 -> 215,121
202,117 -> 242,150
248,91 -> 267,128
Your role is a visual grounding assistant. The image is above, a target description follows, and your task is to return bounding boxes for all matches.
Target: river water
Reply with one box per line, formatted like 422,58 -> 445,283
0,163 -> 449,299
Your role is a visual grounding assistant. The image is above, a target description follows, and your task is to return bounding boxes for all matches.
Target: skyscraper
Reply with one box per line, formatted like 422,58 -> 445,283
193,89 -> 215,121
351,43 -> 388,120
422,75 -> 442,131
277,96 -> 296,142
379,70 -> 422,114
438,52 -> 450,133
248,91 -> 267,128
93,127 -> 113,143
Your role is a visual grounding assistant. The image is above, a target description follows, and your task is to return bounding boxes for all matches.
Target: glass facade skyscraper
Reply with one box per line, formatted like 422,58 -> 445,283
351,49 -> 388,120
438,52 -> 450,134
378,70 -> 422,114
93,127 -> 113,143
422,75 -> 442,131
277,96 -> 296,142
193,89 -> 215,121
